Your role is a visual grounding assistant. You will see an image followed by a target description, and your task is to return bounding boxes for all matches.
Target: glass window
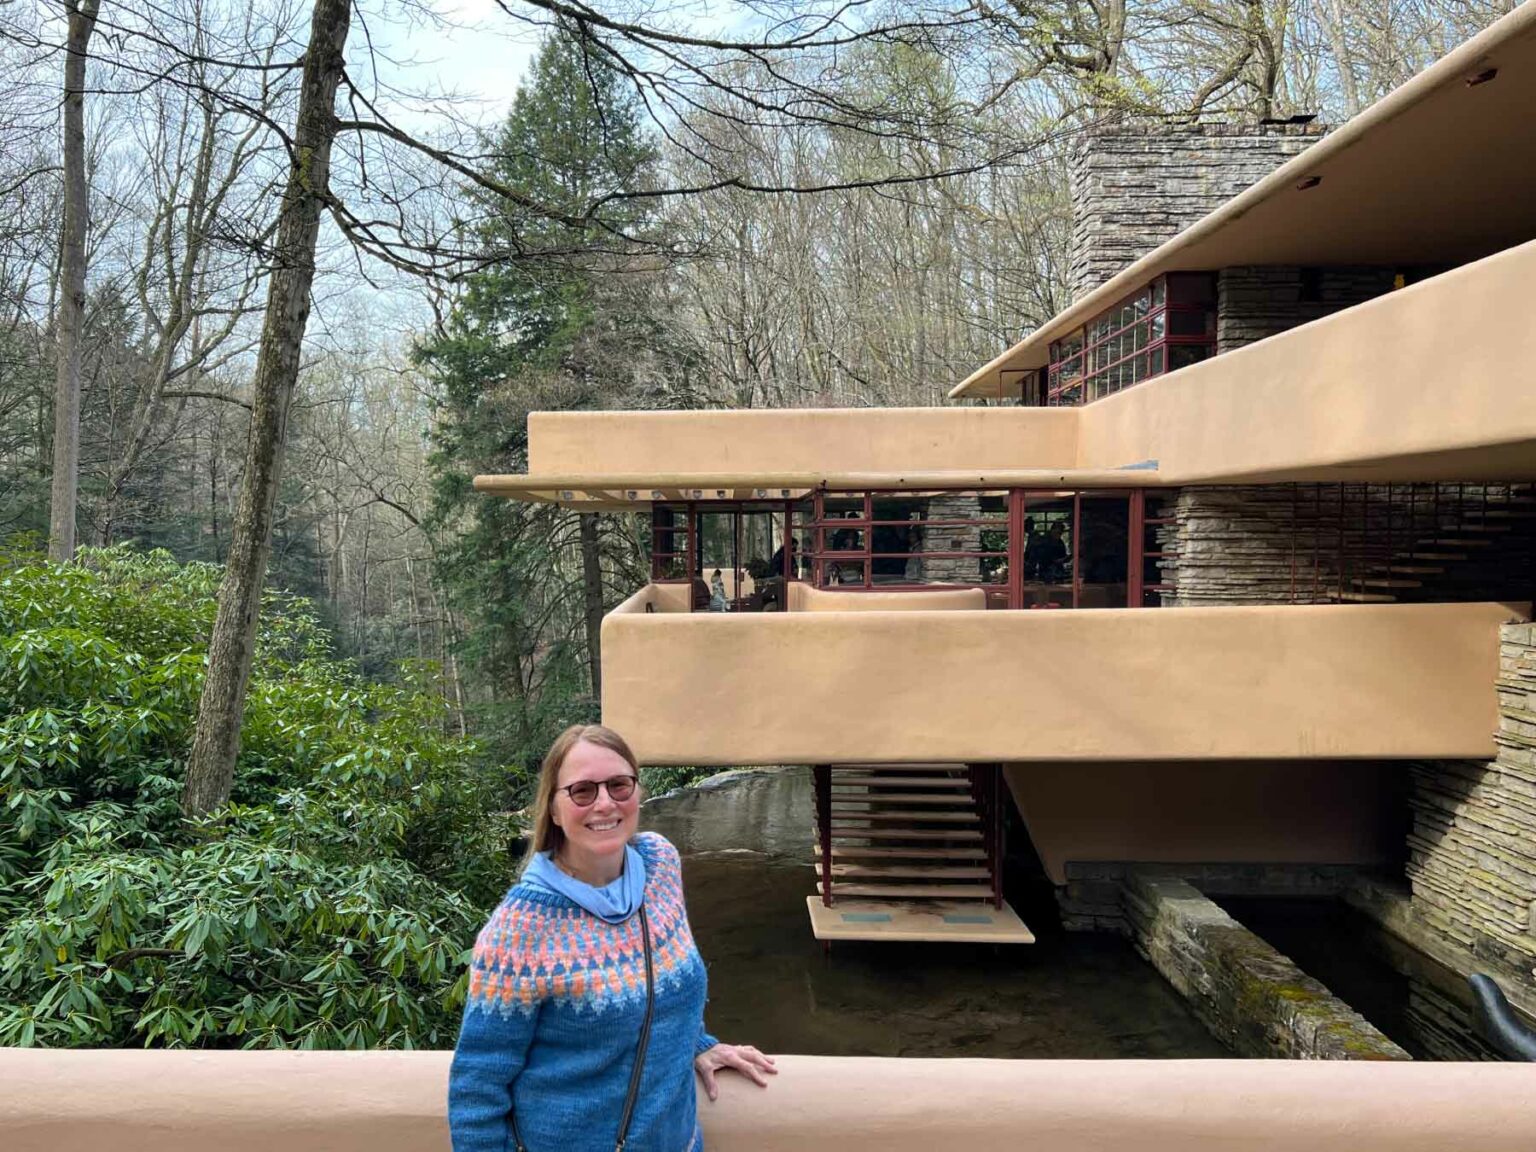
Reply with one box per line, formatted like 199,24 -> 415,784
1047,275 -> 1215,407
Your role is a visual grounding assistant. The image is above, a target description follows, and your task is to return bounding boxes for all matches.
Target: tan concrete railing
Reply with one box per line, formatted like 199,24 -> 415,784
1078,236 -> 1536,484
513,239 -> 1536,489
4,1050 -> 1536,1151
785,584 -> 986,612
608,582 -> 986,616
602,598 -> 1522,766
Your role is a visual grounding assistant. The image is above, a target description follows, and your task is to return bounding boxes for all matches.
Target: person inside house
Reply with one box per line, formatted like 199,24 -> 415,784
1022,516 -> 1041,579
1035,521 -> 1069,582
448,724 -> 776,1152
708,568 -> 729,611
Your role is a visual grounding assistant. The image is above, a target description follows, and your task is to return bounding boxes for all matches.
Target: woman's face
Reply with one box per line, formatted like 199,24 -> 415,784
552,740 -> 640,861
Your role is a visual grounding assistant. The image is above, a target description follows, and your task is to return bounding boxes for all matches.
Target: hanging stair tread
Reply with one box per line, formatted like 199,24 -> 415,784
830,883 -> 996,899
830,793 -> 974,805
829,810 -> 980,823
1322,591 -> 1398,603
814,844 -> 988,860
835,780 -> 964,792
1351,578 -> 1423,588
826,863 -> 992,880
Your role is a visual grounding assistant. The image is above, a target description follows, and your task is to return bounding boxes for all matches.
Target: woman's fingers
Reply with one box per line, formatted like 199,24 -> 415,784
724,1049 -> 773,1087
739,1045 -> 777,1070
697,1059 -> 720,1102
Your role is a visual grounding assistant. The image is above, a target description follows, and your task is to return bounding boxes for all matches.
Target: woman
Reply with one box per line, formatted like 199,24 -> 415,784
449,724 -> 776,1152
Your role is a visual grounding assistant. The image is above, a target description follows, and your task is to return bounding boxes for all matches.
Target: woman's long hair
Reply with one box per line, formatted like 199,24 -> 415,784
526,723 -> 641,860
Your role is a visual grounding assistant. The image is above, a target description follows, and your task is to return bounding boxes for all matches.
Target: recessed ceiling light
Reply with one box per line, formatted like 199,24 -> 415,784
1467,67 -> 1498,87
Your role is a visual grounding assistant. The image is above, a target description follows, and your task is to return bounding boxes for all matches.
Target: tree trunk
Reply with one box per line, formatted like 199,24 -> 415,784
182,0 -> 351,817
48,0 -> 101,562
579,511 -> 604,699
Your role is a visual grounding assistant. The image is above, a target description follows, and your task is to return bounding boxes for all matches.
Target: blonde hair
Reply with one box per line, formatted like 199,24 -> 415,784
527,724 -> 640,858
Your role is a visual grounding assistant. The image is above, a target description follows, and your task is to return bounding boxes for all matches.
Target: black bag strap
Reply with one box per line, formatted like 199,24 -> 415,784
509,902 -> 655,1152
615,902 -> 656,1152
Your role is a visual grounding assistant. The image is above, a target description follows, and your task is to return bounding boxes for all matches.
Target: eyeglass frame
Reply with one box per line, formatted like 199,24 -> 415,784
555,774 -> 639,807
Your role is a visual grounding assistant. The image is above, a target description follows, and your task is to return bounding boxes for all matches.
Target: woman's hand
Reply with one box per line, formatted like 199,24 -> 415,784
694,1042 -> 777,1102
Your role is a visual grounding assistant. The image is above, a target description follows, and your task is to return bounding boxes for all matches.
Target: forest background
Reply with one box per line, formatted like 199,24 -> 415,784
0,0 -> 1521,1048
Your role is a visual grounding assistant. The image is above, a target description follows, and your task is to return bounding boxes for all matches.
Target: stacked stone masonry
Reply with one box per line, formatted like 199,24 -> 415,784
1216,266 -> 1399,352
1155,483 -> 1535,607
1123,871 -> 1409,1059
1407,623 -> 1536,1006
1069,123 -> 1324,301
914,494 -> 984,584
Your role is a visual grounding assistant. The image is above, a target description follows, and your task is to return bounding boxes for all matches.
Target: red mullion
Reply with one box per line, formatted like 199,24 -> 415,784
1072,491 -> 1082,609
861,493 -> 872,588
1008,490 -> 1025,610
1128,488 -> 1145,608
812,490 -> 825,587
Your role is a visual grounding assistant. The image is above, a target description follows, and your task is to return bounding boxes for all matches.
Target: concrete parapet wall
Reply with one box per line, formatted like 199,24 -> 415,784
1124,872 -> 1409,1060
605,600 -> 1512,766
6,1050 -> 1536,1151
786,584 -> 985,612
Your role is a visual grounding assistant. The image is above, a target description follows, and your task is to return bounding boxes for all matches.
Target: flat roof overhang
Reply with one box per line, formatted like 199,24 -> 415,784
472,467 -> 1157,505
951,3 -> 1536,399
475,233 -> 1536,503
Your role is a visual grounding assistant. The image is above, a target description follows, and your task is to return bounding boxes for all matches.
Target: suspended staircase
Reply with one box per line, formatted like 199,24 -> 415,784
806,763 -> 1034,944
1326,483 -> 1536,604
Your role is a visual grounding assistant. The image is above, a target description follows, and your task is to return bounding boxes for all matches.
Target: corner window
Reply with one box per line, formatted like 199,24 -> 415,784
1045,273 -> 1215,406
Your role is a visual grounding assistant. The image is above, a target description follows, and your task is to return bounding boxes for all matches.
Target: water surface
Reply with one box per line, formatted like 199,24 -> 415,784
644,767 -> 1227,1058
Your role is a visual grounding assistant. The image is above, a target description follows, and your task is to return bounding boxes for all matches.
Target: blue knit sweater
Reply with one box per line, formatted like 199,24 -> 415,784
449,832 -> 718,1152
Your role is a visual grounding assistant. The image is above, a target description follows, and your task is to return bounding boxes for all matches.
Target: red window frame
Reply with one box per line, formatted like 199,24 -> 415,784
1046,273 -> 1215,406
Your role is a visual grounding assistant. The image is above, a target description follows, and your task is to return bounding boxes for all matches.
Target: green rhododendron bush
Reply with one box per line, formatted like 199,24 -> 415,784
0,545 -> 513,1048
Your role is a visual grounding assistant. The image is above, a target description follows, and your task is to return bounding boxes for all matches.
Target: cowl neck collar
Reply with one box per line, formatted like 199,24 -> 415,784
522,843 -> 647,924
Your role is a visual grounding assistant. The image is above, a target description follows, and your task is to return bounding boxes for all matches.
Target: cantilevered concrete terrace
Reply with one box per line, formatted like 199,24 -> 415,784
476,236 -> 1536,503
603,587 -> 1518,766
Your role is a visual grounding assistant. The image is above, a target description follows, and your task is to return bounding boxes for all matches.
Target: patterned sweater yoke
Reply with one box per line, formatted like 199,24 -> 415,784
449,832 -> 718,1152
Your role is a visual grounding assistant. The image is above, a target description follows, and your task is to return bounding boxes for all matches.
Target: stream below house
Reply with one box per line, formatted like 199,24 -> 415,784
641,766 -> 1227,1058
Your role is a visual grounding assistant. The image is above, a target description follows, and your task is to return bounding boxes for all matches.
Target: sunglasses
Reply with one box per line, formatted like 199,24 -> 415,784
556,774 -> 639,807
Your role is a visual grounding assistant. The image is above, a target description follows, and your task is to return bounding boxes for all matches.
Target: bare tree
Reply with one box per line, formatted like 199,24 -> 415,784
47,0 -> 101,560
96,46 -> 274,543
182,0 -> 350,816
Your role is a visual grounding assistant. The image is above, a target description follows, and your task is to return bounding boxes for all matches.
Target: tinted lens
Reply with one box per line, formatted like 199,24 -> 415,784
606,775 -> 637,801
566,780 -> 599,806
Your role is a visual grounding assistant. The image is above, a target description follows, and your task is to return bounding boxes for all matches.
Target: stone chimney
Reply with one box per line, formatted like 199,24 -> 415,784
1068,122 -> 1326,301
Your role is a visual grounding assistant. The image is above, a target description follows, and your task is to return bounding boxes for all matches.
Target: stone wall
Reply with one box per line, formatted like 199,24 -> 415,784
913,494 -> 983,584
1216,266 -> 1399,352
1404,623 -> 1536,1007
1155,483 -> 1535,607
1069,123 -> 1324,301
1123,871 -> 1410,1059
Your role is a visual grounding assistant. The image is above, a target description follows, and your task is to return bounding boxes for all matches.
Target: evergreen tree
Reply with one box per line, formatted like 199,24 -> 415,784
417,28 -> 680,781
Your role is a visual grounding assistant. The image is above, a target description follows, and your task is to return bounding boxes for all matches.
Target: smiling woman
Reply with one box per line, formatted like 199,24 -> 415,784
448,724 -> 776,1152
